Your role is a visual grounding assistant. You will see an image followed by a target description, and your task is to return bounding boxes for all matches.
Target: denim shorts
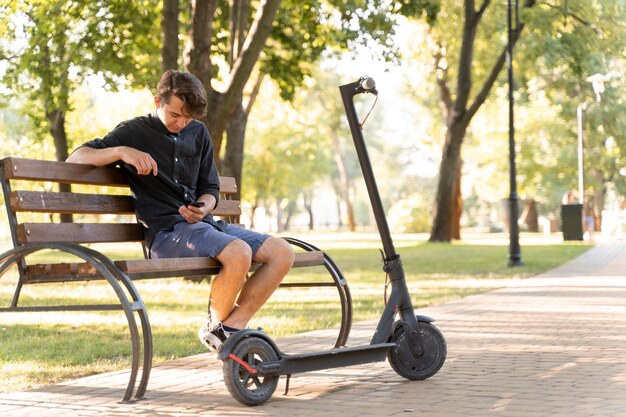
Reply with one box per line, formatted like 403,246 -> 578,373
149,221 -> 270,259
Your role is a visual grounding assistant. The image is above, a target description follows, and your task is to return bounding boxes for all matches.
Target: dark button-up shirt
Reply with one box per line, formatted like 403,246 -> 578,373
80,111 -> 222,246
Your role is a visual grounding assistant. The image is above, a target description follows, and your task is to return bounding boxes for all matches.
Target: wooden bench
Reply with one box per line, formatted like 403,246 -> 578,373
0,157 -> 352,402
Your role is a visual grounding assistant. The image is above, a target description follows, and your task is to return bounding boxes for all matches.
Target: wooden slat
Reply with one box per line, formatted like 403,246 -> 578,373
219,176 -> 237,195
2,158 -> 237,195
212,199 -> 241,217
2,157 -> 128,186
12,191 -> 238,216
291,250 -> 325,267
10,191 -> 134,214
26,262 -> 100,276
24,251 -> 326,282
17,223 -> 145,244
117,257 -> 221,273
118,251 -> 323,274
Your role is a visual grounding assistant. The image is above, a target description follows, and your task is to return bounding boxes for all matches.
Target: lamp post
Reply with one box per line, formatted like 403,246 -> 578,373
506,0 -> 522,266
576,99 -> 593,205
577,73 -> 612,213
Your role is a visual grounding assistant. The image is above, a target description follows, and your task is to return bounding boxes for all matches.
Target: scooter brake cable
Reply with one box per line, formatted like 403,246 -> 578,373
381,249 -> 390,306
359,94 -> 379,130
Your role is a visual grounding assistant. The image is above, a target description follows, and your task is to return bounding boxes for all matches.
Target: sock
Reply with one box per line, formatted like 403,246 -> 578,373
223,324 -> 240,333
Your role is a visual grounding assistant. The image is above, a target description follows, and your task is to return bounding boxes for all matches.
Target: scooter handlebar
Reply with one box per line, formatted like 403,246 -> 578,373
358,76 -> 378,95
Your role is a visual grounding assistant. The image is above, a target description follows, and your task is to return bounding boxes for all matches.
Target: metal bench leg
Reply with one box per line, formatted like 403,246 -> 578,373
72,244 -> 152,402
283,237 -> 353,348
0,244 -> 152,403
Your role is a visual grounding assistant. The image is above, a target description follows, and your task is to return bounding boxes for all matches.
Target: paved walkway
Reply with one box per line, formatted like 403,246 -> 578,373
2,239 -> 626,416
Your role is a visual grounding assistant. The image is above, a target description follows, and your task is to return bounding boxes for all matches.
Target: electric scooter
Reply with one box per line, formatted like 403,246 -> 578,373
217,77 -> 447,406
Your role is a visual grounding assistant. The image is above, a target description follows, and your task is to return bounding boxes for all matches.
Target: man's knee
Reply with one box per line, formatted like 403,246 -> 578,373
217,239 -> 253,272
257,237 -> 295,268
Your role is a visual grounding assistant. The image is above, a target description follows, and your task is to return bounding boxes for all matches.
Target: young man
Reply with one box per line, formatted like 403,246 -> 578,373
67,70 -> 295,352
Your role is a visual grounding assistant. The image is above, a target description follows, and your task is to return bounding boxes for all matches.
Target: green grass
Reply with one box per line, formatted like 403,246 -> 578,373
0,232 -> 590,392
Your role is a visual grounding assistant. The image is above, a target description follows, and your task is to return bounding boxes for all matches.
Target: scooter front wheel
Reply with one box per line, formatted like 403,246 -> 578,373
223,336 -> 279,406
388,321 -> 446,380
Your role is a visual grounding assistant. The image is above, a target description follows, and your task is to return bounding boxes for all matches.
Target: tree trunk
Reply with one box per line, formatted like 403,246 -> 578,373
249,204 -> 257,229
221,75 -> 263,200
452,159 -> 463,239
46,108 -> 72,223
429,1 -> 526,242
161,0 -> 179,72
283,200 -> 295,231
184,0 -> 281,172
275,199 -> 284,232
330,127 -> 356,231
334,191 -> 343,228
184,0 -> 219,163
429,123 -> 467,241
221,103 -> 247,199
303,192 -> 314,230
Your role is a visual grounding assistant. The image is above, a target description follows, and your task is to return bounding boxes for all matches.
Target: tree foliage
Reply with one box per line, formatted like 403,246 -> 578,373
243,81 -> 333,230
0,0 -> 161,161
398,0 -> 626,241
183,0 -> 422,196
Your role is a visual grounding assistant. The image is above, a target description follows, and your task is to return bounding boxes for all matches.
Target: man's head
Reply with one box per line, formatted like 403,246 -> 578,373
154,70 -> 207,133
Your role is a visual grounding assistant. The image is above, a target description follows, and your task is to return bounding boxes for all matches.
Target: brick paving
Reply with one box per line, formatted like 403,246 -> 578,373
2,239 -> 626,416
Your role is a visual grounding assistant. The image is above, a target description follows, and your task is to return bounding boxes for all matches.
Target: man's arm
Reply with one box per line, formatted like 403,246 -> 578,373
67,146 -> 158,176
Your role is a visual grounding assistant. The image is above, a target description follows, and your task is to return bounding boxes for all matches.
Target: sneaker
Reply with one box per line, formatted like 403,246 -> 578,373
198,320 -> 233,353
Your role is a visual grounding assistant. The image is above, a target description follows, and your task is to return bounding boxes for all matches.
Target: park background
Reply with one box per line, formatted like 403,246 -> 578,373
1,1 -> 626,240
0,0 -> 624,392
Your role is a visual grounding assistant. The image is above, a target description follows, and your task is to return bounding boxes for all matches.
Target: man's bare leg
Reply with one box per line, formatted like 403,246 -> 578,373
208,239 -> 252,322
221,237 -> 294,330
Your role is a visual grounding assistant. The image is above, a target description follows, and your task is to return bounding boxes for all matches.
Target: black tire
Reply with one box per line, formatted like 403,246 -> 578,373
223,337 -> 279,406
388,321 -> 447,380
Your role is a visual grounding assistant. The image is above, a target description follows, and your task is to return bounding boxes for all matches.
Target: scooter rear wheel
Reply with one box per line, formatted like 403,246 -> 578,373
388,321 -> 446,380
223,337 -> 279,406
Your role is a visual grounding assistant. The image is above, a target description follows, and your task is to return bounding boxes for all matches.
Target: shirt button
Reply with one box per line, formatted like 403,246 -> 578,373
175,158 -> 179,162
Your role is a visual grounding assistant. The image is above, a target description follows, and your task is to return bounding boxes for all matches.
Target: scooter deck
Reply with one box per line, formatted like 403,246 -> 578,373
256,342 -> 396,376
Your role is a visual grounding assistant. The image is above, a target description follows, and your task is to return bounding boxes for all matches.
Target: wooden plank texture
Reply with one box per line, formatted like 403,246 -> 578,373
17,223 -> 145,244
10,190 -> 240,217
2,157 -> 237,194
3,157 -> 128,185
10,191 -> 135,214
24,251 -> 326,281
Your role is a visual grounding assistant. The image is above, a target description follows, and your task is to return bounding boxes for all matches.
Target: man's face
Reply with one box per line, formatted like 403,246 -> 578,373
154,95 -> 193,133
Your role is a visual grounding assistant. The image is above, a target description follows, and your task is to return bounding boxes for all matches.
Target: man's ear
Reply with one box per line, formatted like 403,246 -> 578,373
154,96 -> 161,107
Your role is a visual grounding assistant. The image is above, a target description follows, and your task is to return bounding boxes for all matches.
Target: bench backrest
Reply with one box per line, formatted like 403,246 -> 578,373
0,157 -> 241,247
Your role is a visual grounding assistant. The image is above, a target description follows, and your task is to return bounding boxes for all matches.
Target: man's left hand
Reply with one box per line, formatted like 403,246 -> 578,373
179,204 -> 207,223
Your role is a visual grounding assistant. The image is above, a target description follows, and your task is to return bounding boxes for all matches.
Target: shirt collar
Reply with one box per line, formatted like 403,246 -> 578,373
149,109 -> 172,135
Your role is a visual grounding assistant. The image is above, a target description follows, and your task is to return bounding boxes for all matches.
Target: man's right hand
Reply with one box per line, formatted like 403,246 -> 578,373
119,147 -> 158,176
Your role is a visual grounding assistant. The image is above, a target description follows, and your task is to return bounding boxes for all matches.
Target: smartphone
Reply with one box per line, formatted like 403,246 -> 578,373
189,201 -> 205,208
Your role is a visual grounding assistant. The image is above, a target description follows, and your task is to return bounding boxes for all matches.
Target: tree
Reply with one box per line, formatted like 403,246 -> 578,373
161,0 -> 180,72
243,81 -> 333,231
400,0 -> 626,241
309,70 -> 358,231
1,0 -> 160,162
180,0 -> 405,197
0,1 -> 160,221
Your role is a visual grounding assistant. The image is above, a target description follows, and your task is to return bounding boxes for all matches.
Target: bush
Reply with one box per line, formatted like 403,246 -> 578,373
388,195 -> 432,233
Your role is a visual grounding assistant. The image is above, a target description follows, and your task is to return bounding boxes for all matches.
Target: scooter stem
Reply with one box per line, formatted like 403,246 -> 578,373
340,79 -> 421,344
339,79 -> 397,259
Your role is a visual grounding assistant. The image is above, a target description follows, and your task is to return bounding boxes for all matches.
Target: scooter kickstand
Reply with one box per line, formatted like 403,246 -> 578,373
283,374 -> 292,395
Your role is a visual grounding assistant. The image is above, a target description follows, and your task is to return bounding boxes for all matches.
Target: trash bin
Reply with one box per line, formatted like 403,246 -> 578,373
561,204 -> 583,241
